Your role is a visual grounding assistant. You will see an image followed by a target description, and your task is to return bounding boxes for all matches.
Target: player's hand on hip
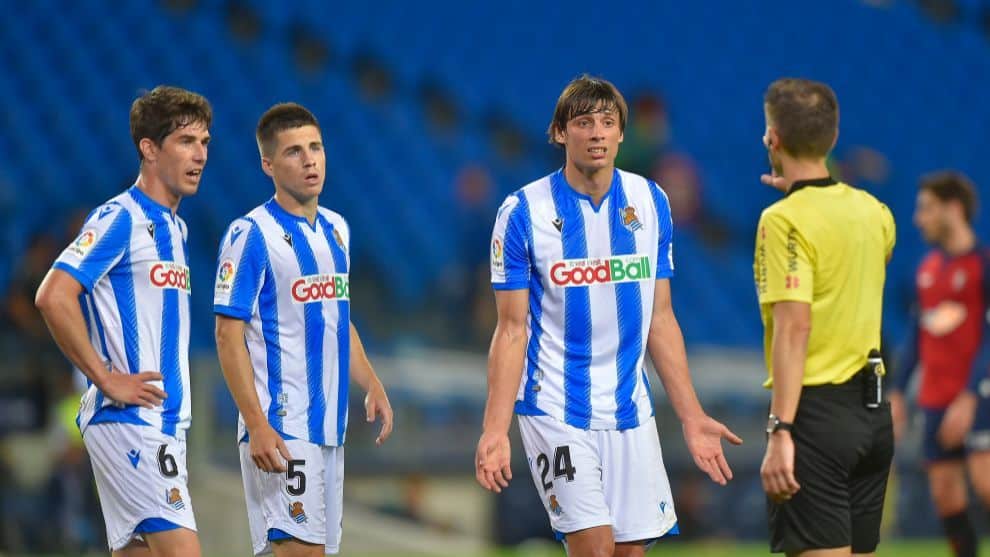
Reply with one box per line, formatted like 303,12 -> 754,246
682,414 -> 743,486
249,423 -> 293,474
98,369 -> 166,409
475,431 -> 512,493
364,382 -> 394,446
938,390 -> 978,449
889,391 -> 908,442
761,431 -> 801,503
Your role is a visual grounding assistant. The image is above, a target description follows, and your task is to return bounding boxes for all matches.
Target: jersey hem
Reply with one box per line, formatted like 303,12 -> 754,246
492,281 -> 529,291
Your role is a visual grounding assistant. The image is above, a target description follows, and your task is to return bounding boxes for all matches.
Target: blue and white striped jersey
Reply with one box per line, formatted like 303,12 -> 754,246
491,169 -> 674,431
53,185 -> 192,438
213,198 -> 351,447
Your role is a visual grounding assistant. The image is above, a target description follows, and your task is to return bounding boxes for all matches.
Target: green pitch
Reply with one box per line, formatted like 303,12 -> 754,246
24,540 -> 989,557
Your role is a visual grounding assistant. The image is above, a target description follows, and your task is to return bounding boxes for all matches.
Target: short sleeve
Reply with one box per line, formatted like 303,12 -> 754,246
879,202 -> 896,261
649,180 -> 674,278
491,194 -> 531,290
52,203 -> 131,292
214,219 -> 268,321
754,210 -> 814,305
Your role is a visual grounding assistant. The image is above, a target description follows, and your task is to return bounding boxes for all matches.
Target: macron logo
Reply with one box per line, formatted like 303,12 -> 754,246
230,226 -> 244,245
127,449 -> 141,469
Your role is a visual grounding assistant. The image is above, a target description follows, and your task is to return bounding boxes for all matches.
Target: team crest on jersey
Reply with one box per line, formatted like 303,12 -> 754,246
166,488 -> 185,511
548,495 -> 563,517
215,259 -> 236,294
150,262 -> 191,293
333,228 -> 345,250
291,273 -> 349,303
622,206 -> 643,232
289,502 -> 308,523
69,229 -> 98,257
492,237 -> 505,273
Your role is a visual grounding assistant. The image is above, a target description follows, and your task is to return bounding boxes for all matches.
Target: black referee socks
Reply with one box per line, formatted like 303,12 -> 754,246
941,511 -> 977,557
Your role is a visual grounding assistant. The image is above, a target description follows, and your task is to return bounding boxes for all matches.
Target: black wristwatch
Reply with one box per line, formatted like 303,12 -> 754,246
766,414 -> 794,435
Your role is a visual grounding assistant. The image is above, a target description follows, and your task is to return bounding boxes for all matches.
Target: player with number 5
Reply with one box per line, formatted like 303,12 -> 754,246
476,76 -> 741,557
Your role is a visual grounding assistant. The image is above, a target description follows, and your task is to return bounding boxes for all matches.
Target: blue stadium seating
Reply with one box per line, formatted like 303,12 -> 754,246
1,0 -> 987,349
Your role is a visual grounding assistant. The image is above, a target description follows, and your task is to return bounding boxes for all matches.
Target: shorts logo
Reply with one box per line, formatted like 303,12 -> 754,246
166,488 -> 185,511
492,237 -> 505,273
69,229 -> 98,257
290,502 -> 308,523
215,259 -> 236,294
291,273 -> 349,303
549,254 -> 651,287
622,206 -> 643,232
150,262 -> 191,293
548,495 -> 563,517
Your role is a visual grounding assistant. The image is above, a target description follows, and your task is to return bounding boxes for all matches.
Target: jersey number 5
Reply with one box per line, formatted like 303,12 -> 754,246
286,460 -> 307,496
537,445 -> 577,491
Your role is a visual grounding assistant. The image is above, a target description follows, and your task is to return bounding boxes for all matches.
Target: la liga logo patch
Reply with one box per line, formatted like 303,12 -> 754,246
69,229 -> 98,257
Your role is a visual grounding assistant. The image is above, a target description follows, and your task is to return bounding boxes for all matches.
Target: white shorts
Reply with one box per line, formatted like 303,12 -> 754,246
83,422 -> 197,551
518,415 -> 677,543
239,439 -> 344,555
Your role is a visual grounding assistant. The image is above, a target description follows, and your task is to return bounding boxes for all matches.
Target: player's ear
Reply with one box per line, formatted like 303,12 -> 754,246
553,124 -> 566,146
139,138 -> 158,163
260,156 -> 274,178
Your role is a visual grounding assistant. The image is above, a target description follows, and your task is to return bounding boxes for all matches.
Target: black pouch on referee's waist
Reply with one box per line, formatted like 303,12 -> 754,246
861,349 -> 884,409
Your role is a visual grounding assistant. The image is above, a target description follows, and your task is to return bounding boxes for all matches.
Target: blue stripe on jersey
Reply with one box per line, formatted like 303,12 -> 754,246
73,208 -> 131,290
230,223 -> 268,317
641,369 -> 656,416
258,259 -> 284,432
550,170 -> 592,429
146,212 -> 182,437
109,245 -> 140,375
513,193 -> 544,410
647,180 -> 674,278
319,215 -> 350,444
610,175 -> 642,429
270,208 -> 327,445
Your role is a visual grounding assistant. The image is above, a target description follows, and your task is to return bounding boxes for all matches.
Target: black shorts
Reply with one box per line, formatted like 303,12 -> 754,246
767,374 -> 894,554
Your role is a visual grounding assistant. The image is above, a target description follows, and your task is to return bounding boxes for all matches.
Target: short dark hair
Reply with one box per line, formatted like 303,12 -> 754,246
256,103 -> 320,157
764,78 -> 839,159
547,75 -> 628,146
130,86 -> 212,161
919,170 -> 979,224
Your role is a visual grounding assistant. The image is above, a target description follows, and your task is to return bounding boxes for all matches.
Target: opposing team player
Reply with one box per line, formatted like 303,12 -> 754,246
214,103 -> 393,557
35,86 -> 211,556
890,171 -> 990,557
475,75 -> 741,557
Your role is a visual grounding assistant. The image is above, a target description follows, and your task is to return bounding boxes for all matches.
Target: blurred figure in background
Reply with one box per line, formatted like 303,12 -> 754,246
890,171 -> 990,557
34,85 -> 211,557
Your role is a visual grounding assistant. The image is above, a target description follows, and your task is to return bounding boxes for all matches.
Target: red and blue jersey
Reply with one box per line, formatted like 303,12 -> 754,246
894,246 -> 990,409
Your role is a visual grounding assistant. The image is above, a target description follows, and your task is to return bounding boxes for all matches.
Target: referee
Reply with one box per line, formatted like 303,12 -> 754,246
753,78 -> 896,556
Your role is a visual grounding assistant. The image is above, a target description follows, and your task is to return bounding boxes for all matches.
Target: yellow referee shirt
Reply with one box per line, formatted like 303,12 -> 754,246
754,178 -> 895,387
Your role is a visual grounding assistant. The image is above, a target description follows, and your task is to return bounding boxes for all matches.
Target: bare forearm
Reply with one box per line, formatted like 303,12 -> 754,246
482,325 -> 527,435
647,310 -> 704,422
36,289 -> 109,385
348,323 -> 381,393
215,320 -> 267,431
769,323 -> 809,422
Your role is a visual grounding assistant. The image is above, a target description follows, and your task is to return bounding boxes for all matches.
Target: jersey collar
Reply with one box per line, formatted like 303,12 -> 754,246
265,197 -> 320,231
786,176 -> 837,197
555,168 -> 619,213
128,184 -> 173,216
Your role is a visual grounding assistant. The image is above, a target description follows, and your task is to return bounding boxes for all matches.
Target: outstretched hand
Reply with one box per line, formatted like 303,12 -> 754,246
682,414 -> 743,486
